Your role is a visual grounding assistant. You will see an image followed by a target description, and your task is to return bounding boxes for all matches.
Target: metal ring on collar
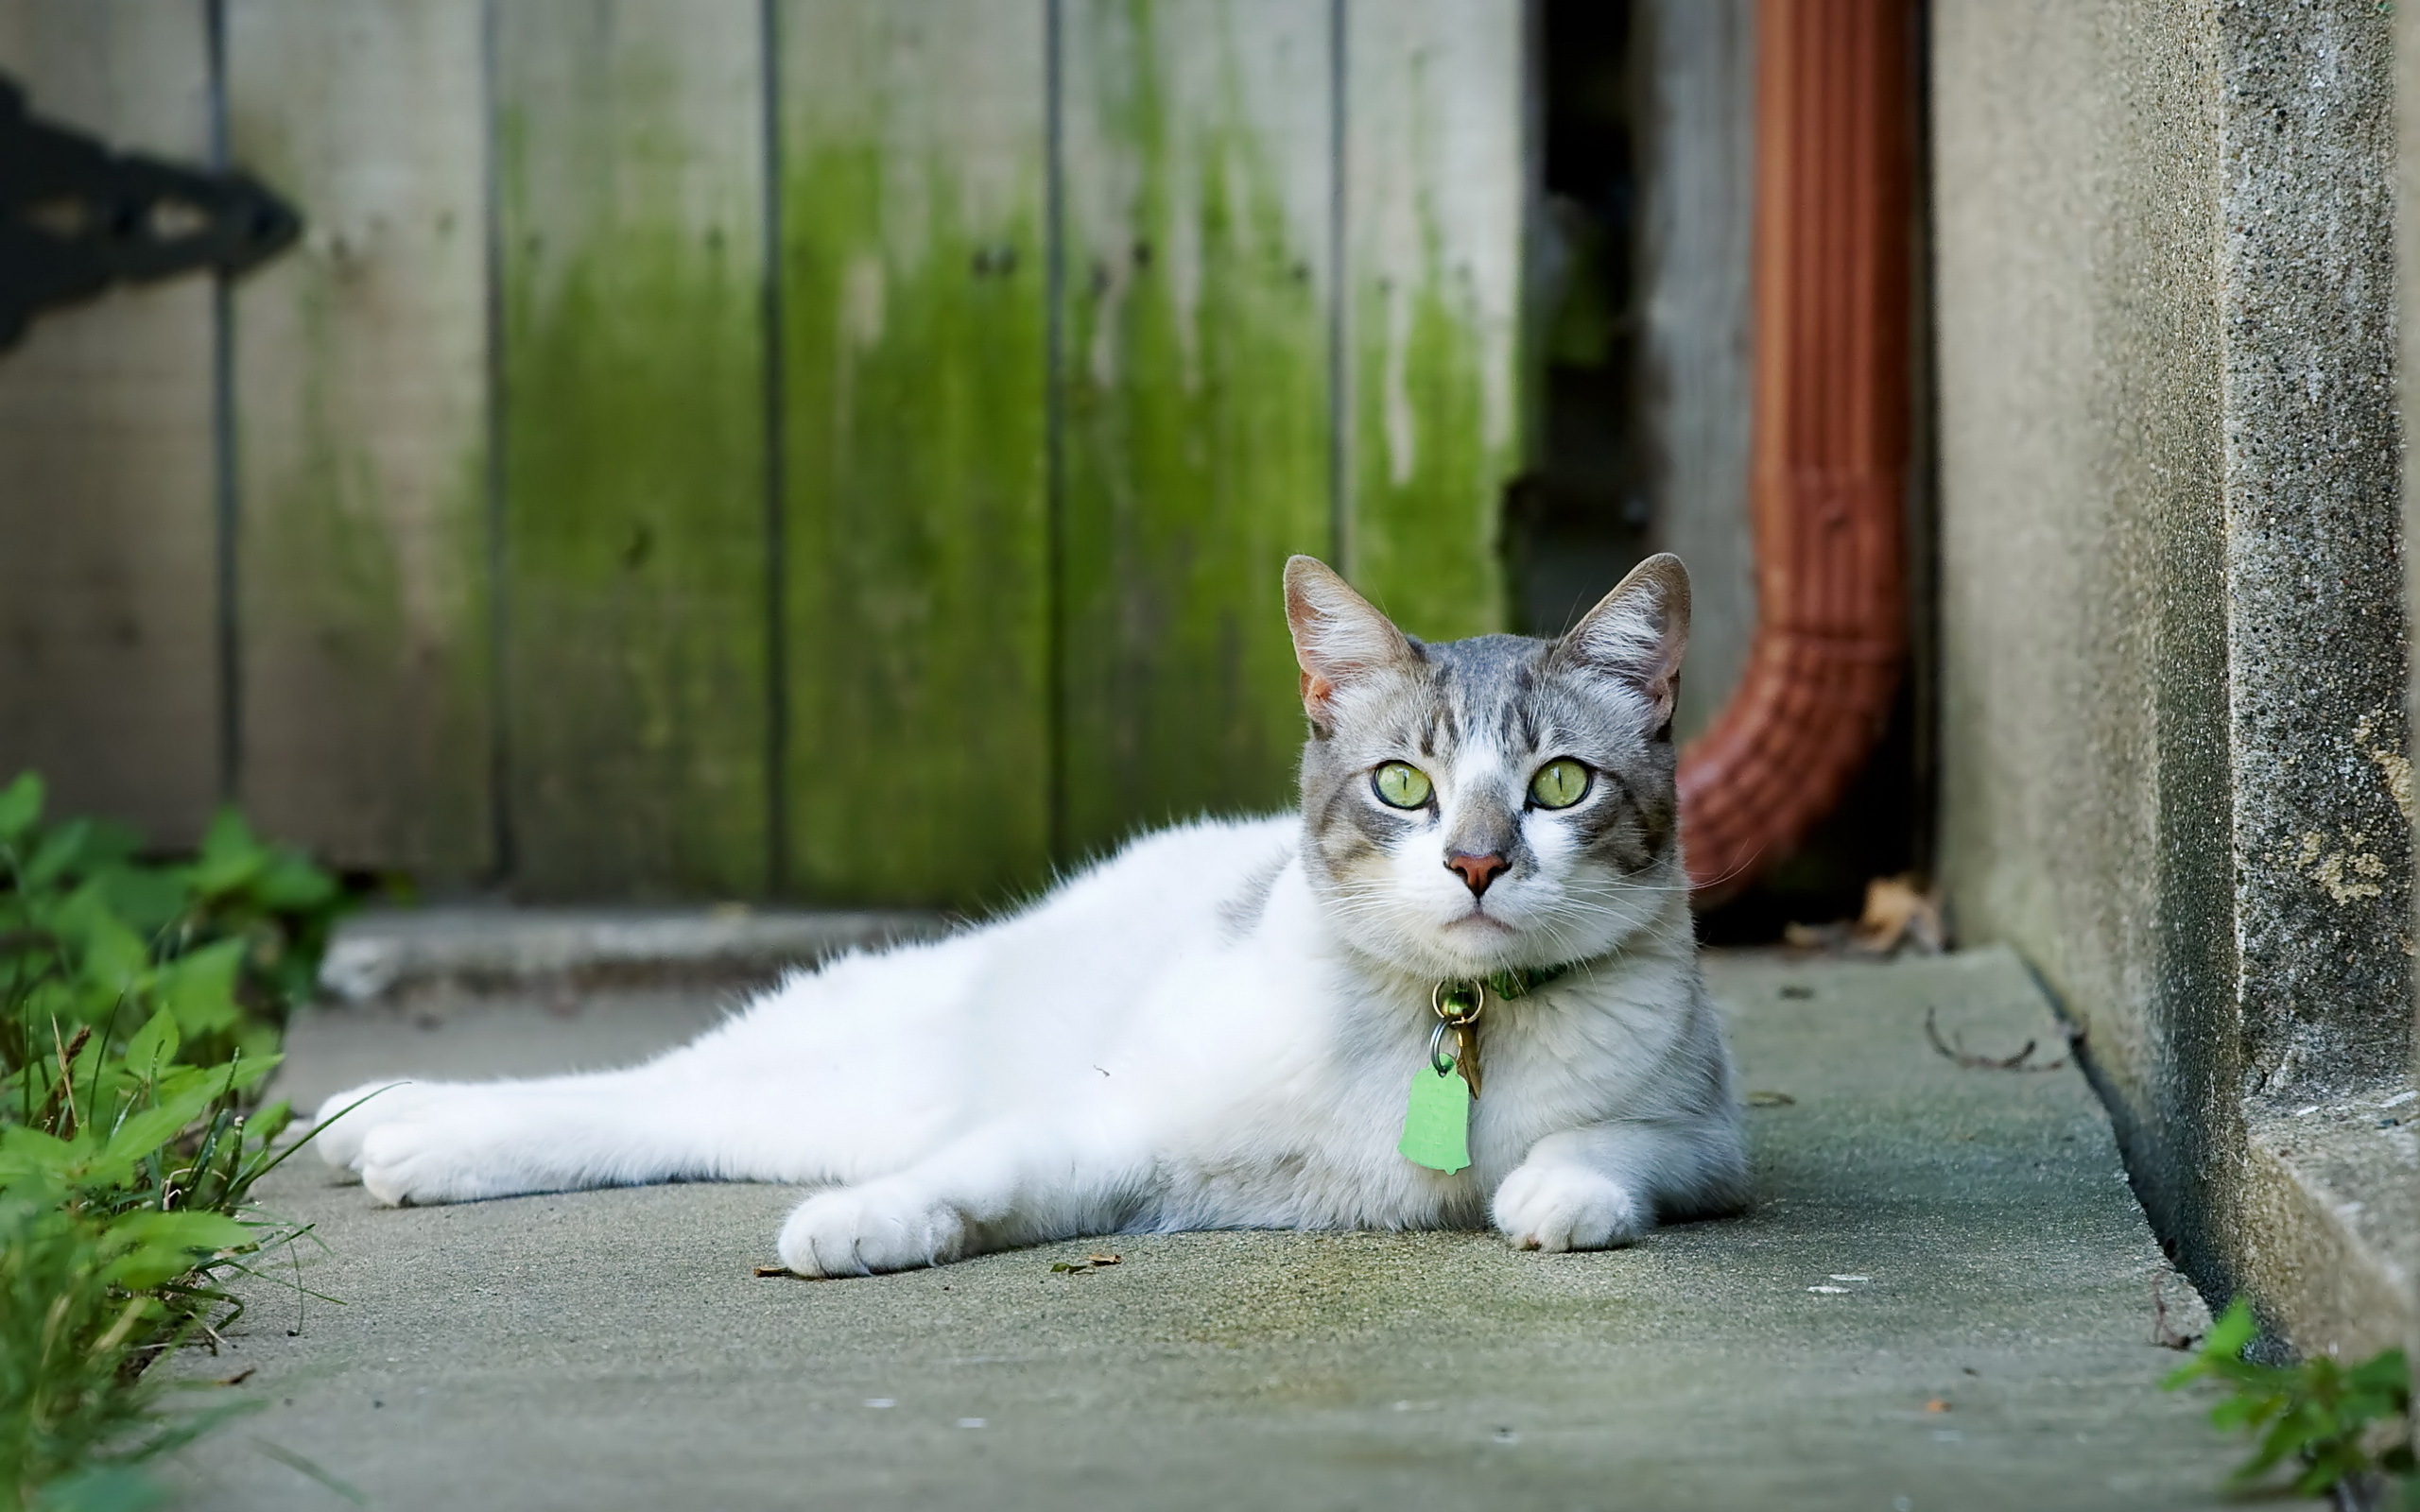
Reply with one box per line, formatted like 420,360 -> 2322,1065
1431,980 -> 1486,1024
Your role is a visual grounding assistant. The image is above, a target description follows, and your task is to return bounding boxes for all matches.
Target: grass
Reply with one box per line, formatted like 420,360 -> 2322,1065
2165,1297 -> 2414,1506
1,773 -> 352,1511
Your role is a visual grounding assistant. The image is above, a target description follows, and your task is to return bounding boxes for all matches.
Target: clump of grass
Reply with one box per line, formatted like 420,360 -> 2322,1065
1,772 -> 351,1511
2164,1297 -> 2413,1505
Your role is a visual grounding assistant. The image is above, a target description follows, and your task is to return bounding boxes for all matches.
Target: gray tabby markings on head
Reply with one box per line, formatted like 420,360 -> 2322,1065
1280,556 -> 1692,885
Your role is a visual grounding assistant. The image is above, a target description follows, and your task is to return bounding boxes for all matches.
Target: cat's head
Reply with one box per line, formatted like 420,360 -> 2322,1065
1284,555 -> 1691,980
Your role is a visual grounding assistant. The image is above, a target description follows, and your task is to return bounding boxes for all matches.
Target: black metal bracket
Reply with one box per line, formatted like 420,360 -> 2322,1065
0,76 -> 300,350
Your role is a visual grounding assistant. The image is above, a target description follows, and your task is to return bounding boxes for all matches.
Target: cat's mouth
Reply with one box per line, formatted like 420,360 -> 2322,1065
1446,909 -> 1515,934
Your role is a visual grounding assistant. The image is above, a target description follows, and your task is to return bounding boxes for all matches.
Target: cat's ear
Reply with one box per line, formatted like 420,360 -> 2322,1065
1283,556 -> 1417,731
1554,553 -> 1691,732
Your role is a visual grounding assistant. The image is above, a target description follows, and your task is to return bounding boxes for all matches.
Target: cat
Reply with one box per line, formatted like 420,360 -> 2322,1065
312,554 -> 1749,1275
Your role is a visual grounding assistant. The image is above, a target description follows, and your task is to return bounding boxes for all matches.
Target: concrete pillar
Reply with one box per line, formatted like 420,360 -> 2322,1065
1936,0 -> 2411,1358
2394,0 -> 2420,1408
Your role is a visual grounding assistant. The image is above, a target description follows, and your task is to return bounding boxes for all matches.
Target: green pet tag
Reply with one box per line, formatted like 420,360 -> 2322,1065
1399,1063 -> 1472,1173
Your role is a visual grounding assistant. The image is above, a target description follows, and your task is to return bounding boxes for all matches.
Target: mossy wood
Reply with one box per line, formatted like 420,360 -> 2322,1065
778,0 -> 1054,907
227,0 -> 494,881
1343,0 -> 1524,642
0,1 -> 1529,905
496,0 -> 771,898
1057,0 -> 1337,858
0,2 -> 222,848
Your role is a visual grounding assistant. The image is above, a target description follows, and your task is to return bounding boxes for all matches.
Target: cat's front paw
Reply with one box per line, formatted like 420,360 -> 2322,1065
777,1182 -> 968,1278
353,1111 -> 533,1207
1492,1163 -> 1648,1252
310,1080 -> 430,1173
305,1085 -> 536,1205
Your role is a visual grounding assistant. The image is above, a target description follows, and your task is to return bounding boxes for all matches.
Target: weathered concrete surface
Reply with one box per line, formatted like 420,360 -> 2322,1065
171,951 -> 2228,1510
2398,0 -> 2420,1405
2214,0 -> 2408,1099
318,906 -> 948,1005
2239,1101 -> 2420,1366
1933,0 -> 2238,1315
1932,0 -> 2412,1359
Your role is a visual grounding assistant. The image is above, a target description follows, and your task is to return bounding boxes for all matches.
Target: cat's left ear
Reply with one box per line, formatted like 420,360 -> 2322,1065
1553,553 -> 1691,733
1284,556 -> 1418,732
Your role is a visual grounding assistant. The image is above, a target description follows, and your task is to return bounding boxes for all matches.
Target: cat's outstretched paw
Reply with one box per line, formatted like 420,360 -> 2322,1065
354,1118 -> 498,1206
310,1080 -> 426,1173
777,1182 -> 968,1278
309,1084 -> 536,1206
1491,1163 -> 1648,1252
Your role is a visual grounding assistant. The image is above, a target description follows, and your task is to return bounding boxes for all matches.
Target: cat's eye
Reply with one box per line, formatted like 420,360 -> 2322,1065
1530,758 -> 1592,810
1372,762 -> 1433,809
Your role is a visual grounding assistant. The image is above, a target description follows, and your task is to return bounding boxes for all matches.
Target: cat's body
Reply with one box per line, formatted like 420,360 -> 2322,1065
315,556 -> 1749,1274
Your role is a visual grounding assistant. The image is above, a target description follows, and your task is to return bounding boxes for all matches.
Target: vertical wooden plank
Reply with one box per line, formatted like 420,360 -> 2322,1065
1060,0 -> 1335,852
778,1 -> 1051,907
1638,0 -> 1756,746
226,0 -> 493,878
1343,0 -> 1527,640
496,0 -> 769,898
0,2 -> 219,844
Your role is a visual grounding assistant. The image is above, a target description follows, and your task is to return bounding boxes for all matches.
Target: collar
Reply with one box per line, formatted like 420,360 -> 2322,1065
1434,961 -> 1573,1021
1479,963 -> 1570,1000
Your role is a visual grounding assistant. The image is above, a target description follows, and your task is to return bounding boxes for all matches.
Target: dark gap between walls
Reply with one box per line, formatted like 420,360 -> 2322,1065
1522,0 -> 1923,942
1511,0 -> 1649,643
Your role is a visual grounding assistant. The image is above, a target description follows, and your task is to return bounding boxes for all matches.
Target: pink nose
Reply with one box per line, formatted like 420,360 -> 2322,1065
1446,852 -> 1509,896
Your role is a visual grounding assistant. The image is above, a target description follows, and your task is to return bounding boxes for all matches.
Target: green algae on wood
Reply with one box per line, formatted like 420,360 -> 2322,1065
1341,0 -> 1525,643
777,0 -> 1053,909
227,0 -> 494,879
1348,275 -> 1512,644
1057,0 -> 1337,855
496,0 -> 770,899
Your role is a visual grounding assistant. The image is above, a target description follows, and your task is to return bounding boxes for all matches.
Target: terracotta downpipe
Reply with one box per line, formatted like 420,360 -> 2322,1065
1676,0 -> 1912,902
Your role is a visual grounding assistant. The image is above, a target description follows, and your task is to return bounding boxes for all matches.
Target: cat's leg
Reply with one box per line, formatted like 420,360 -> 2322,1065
309,1058 -> 845,1207
1490,1111 -> 1750,1251
773,1112 -> 1142,1277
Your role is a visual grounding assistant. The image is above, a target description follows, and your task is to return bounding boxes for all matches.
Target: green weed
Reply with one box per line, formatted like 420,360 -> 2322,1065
1,772 -> 352,1511
2164,1297 -> 2413,1505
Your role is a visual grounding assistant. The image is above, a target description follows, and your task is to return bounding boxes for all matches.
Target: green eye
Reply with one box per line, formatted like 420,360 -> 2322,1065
1372,762 -> 1433,809
1530,758 -> 1592,810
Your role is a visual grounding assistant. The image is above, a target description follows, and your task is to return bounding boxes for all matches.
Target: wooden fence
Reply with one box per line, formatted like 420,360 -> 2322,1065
0,0 -> 1528,906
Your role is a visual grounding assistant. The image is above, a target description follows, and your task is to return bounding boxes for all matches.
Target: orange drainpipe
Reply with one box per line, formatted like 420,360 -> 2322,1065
1676,0 -> 1913,903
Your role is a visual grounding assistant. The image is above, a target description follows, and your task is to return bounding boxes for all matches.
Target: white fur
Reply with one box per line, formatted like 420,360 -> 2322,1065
314,810 -> 1745,1276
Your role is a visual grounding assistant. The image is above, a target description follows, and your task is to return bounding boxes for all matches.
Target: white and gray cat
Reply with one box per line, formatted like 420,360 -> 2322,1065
314,554 -> 1749,1274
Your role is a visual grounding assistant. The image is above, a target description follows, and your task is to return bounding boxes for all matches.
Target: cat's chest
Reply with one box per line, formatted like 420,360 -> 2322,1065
1146,999 -> 1650,1227
1115,941 -> 1688,1219
1462,1029 -> 1631,1155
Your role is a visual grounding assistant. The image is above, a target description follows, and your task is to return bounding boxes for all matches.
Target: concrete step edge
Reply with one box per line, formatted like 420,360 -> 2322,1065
317,907 -> 956,1005
2240,1087 -> 2420,1366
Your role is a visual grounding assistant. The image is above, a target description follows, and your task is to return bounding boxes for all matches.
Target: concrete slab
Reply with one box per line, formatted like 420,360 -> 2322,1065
170,948 -> 2231,1511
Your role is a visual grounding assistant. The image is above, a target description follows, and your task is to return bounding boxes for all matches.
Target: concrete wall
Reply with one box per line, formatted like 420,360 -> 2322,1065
1934,0 -> 2411,1356
2397,0 -> 2420,1399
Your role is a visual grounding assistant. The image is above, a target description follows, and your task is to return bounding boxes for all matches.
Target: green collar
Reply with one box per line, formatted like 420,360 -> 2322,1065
1435,962 -> 1571,1019
1481,963 -> 1570,1000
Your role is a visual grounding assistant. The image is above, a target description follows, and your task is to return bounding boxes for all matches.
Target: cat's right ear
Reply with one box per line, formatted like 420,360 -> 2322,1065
1551,551 -> 1691,732
1283,557 -> 1416,732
